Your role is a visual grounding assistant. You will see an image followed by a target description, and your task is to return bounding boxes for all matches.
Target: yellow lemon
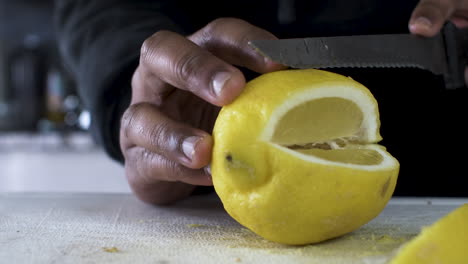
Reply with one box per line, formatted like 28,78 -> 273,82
212,69 -> 400,245
390,204 -> 468,264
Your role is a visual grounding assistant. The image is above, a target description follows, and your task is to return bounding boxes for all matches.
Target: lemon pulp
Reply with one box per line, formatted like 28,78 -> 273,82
212,69 -> 399,245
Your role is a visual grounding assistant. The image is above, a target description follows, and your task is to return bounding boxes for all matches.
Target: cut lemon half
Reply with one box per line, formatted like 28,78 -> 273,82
390,204 -> 468,264
212,69 -> 400,245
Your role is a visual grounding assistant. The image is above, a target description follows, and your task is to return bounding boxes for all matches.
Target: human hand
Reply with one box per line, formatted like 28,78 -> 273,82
409,0 -> 468,35
409,0 -> 468,86
120,18 -> 284,205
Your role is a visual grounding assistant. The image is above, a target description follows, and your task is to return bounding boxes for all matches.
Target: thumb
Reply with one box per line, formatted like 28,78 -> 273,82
409,0 -> 458,36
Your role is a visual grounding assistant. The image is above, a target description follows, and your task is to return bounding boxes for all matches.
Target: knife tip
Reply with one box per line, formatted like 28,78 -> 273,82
248,40 -> 281,65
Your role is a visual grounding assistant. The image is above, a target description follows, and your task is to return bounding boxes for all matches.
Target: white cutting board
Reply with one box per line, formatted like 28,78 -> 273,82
0,193 -> 466,264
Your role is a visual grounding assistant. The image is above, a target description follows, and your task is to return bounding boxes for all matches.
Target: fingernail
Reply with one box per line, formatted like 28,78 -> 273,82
212,72 -> 231,97
205,165 -> 211,175
263,56 -> 275,66
182,136 -> 201,161
412,17 -> 432,30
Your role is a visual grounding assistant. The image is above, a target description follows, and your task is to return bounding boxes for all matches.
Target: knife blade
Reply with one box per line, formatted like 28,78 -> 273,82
249,22 -> 468,89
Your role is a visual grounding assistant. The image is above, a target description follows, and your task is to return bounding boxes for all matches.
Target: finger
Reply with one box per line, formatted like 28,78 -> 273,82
124,146 -> 211,205
140,30 -> 245,106
189,18 -> 286,73
125,156 -> 198,205
130,180 -> 196,205
409,0 -> 458,36
121,103 -> 213,169
450,13 -> 468,27
125,147 -> 213,187
131,65 -> 174,105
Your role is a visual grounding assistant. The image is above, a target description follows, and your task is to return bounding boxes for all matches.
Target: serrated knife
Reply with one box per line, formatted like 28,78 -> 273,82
249,22 -> 468,89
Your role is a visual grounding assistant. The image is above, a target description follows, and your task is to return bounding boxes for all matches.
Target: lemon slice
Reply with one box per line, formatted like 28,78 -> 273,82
389,204 -> 468,264
212,69 -> 400,245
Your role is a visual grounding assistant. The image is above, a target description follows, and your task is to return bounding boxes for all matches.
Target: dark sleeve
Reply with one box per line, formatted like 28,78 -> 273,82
53,0 -> 185,163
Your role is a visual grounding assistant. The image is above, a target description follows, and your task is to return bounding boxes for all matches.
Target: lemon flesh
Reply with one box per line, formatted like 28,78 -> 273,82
389,204 -> 468,264
212,69 -> 400,245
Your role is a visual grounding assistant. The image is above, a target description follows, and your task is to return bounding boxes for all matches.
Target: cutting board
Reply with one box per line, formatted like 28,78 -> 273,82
0,193 -> 466,264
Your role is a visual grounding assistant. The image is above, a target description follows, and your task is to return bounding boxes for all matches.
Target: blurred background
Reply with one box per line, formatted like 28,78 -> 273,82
0,0 -> 130,193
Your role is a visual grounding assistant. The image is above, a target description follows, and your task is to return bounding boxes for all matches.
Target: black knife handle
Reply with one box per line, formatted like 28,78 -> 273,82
442,22 -> 468,89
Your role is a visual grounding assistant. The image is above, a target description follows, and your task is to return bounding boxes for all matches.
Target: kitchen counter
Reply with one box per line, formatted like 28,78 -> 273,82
1,193 -> 467,264
0,132 -> 130,193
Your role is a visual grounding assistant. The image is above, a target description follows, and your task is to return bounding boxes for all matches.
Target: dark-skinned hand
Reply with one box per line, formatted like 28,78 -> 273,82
120,18 -> 284,205
410,0 -> 468,85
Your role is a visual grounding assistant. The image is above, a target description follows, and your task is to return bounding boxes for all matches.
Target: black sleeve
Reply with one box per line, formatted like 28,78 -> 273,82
53,0 -> 185,163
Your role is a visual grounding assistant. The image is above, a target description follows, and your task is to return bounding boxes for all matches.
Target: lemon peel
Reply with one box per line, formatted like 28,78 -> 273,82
389,204 -> 468,264
212,69 -> 400,245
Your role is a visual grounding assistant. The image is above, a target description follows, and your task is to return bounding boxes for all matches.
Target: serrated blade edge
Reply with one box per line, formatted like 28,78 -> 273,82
250,34 -> 448,75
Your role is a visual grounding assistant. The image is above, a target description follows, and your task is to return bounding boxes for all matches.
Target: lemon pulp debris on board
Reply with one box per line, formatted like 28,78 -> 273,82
212,69 -> 400,245
389,204 -> 468,264
186,224 -> 207,228
102,247 -> 120,253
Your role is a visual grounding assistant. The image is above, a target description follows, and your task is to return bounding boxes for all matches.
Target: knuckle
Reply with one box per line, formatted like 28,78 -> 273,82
201,18 -> 256,50
124,147 -> 146,183
132,149 -> 167,184
198,19 -> 225,48
140,39 -> 156,66
121,103 -> 159,143
204,18 -> 226,35
122,102 -> 183,161
173,51 -> 205,87
207,17 -> 245,31
121,104 -> 142,139
140,30 -> 172,66
203,18 -> 244,41
130,66 -> 142,91
238,29 -> 256,47
147,118 -> 171,151
147,157 -> 175,182
140,149 -> 163,181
